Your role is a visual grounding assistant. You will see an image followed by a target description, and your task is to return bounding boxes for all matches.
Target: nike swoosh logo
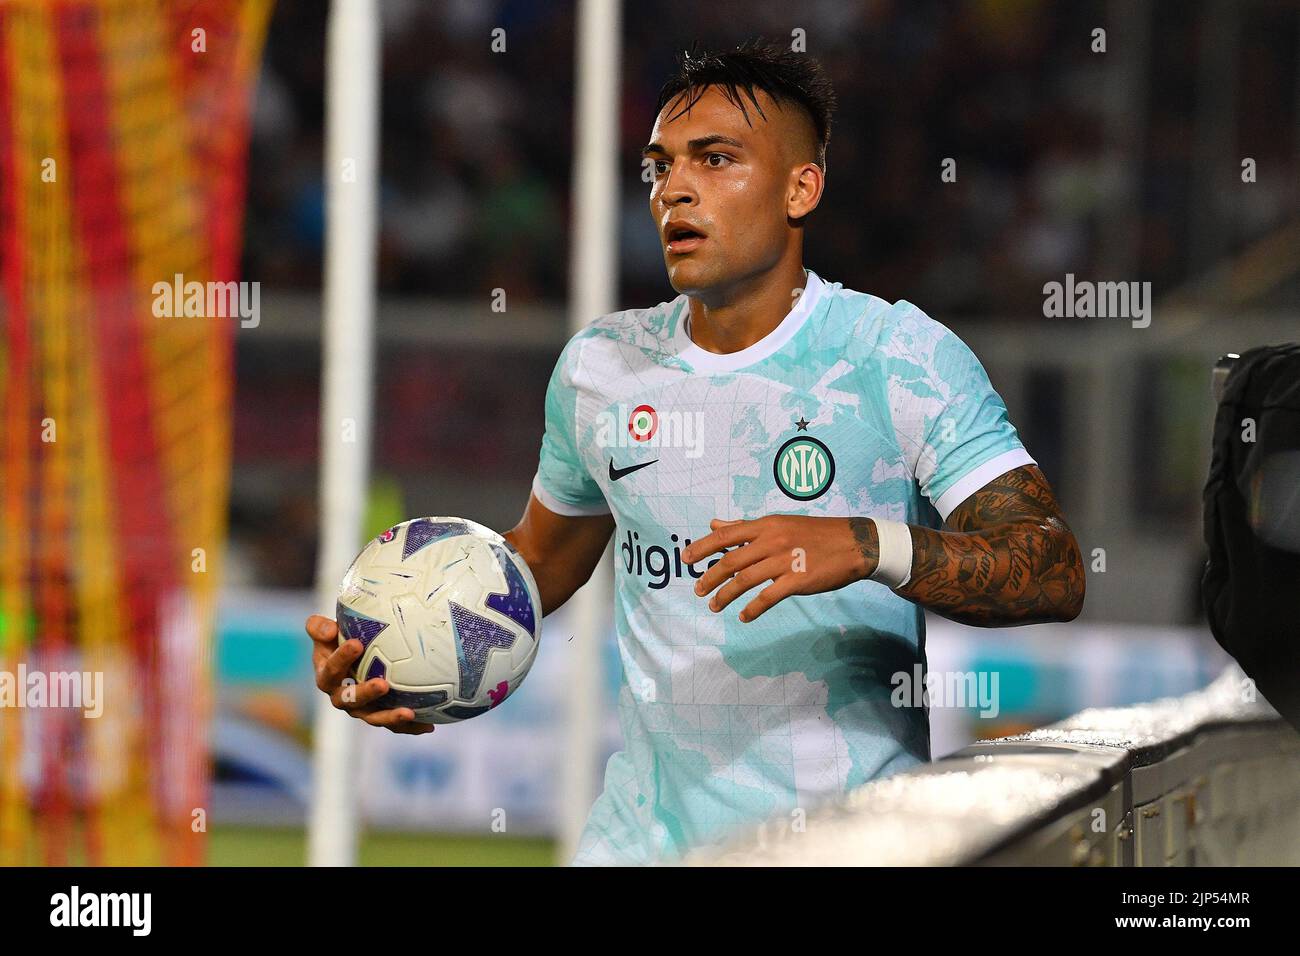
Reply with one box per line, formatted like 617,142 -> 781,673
609,458 -> 658,481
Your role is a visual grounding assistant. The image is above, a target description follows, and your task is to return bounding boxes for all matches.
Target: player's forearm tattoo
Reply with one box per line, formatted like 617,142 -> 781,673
847,516 -> 880,579
892,466 -> 1085,626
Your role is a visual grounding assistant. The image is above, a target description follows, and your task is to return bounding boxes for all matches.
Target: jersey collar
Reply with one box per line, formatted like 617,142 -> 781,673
674,268 -> 826,373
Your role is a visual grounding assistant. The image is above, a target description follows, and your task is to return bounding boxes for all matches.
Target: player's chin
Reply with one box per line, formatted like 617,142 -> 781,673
664,255 -> 716,293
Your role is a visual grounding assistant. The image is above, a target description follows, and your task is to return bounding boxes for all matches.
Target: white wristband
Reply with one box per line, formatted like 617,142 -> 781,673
869,518 -> 913,589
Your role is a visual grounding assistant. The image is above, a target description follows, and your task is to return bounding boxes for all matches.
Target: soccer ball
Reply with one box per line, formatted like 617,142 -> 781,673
335,517 -> 542,724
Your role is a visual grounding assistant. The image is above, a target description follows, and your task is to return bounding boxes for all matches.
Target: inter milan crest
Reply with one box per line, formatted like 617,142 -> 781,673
774,431 -> 835,501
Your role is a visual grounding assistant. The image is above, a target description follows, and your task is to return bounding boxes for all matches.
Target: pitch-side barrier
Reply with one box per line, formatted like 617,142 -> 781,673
689,665 -> 1300,865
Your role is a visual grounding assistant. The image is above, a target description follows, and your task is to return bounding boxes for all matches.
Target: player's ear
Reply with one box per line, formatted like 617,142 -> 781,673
787,162 -> 823,220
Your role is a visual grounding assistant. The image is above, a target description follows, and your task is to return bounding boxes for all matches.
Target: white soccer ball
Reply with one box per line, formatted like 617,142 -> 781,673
335,517 -> 542,724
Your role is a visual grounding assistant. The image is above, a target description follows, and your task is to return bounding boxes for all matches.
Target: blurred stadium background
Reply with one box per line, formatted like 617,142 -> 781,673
1,0 -> 1296,866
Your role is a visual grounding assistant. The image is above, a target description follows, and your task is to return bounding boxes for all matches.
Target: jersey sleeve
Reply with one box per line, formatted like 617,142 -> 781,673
883,301 -> 1036,522
532,336 -> 611,517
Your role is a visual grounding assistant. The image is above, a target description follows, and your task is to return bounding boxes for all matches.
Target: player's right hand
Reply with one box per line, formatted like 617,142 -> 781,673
306,614 -> 435,735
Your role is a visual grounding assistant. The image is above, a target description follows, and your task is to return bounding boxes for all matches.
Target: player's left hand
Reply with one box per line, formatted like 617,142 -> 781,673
682,515 -> 879,623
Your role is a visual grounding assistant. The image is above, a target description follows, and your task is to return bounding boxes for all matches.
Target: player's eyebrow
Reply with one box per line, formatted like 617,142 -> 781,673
641,134 -> 745,157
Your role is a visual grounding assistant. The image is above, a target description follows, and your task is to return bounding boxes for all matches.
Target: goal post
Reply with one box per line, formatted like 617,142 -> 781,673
307,0 -> 382,869
557,0 -> 623,866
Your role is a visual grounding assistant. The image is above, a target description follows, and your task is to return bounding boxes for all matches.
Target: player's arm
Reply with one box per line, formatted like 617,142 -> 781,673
685,465 -> 1084,628
514,332 -> 616,615
888,463 -> 1084,626
503,493 -> 615,616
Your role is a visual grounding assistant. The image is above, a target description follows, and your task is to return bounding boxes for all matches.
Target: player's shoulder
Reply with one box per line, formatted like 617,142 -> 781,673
820,279 -> 956,359
552,295 -> 686,376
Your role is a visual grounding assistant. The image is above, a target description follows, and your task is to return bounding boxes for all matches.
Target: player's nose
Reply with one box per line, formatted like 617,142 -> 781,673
659,167 -> 698,206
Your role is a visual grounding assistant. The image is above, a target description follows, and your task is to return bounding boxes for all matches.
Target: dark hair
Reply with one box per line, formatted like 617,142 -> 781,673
653,37 -> 837,173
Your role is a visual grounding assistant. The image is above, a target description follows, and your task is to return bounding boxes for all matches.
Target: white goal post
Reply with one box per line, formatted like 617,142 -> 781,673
307,0 -> 381,868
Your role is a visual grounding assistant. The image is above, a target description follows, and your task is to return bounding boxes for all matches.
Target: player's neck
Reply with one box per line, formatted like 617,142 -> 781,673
686,260 -> 808,356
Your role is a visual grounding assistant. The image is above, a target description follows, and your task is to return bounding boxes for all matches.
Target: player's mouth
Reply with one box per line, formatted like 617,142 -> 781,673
664,220 -> 708,255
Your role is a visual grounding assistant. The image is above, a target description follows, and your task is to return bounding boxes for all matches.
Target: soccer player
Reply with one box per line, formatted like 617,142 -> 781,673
306,38 -> 1085,865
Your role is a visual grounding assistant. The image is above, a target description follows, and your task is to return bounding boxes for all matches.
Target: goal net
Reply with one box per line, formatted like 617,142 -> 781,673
0,0 -> 272,865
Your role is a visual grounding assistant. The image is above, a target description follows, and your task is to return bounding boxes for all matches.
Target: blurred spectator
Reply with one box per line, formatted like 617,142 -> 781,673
242,0 -> 1298,315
